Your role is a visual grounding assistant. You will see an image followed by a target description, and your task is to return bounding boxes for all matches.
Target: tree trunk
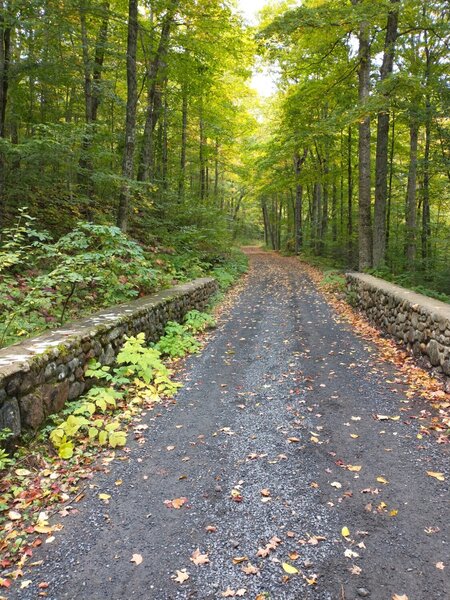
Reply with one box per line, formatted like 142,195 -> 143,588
386,112 -> 395,254
117,0 -> 138,232
372,0 -> 399,268
353,5 -> 372,270
405,120 -> 419,267
78,1 -> 110,218
161,92 -> 168,190
214,139 -> 219,203
421,32 -> 432,263
0,0 -> 11,228
138,0 -> 179,182
347,126 -> 354,263
293,149 -> 307,254
332,178 -> 338,243
199,102 -> 206,201
178,89 -> 188,200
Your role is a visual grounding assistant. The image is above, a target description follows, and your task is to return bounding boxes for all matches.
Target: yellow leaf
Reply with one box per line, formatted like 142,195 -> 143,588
427,471 -> 445,481
282,562 -> 299,574
376,476 -> 389,484
347,465 -> 362,472
98,493 -> 111,503
392,595 -> 409,600
390,509 -> 398,517
350,434 -> 359,439
310,436 -> 319,443
341,526 -> 350,537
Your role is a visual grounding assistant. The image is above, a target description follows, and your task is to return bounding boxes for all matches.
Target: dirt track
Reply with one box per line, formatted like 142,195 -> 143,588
9,249 -> 450,600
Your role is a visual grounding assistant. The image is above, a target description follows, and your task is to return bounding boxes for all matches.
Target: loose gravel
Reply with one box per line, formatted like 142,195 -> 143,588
7,250 -> 449,600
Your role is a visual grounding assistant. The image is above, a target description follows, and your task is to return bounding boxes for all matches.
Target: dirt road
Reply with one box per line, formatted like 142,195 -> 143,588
9,250 -> 450,600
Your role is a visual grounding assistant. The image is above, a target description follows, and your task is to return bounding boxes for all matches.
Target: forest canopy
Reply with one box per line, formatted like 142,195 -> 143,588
0,0 -> 449,348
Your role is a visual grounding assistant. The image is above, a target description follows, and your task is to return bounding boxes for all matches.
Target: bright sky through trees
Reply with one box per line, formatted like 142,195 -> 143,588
236,0 -> 277,97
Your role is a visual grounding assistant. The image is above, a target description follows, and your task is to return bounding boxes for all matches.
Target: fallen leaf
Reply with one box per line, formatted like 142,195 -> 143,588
235,590 -> 246,597
376,476 -> 389,484
232,556 -> 248,564
282,562 -> 299,574
164,497 -> 188,509
436,562 -> 445,570
38,582 -> 49,589
392,595 -> 409,600
98,493 -> 111,503
206,525 -> 217,533
350,434 -> 359,439
341,527 -> 350,538
331,481 -> 342,489
8,510 -> 21,521
20,580 -> 33,589
260,488 -> 271,497
130,554 -> 143,565
350,564 -> 362,575
351,416 -> 361,421
190,548 -> 209,566
242,562 -> 259,575
289,552 -> 299,561
288,437 -> 300,443
173,569 -> 190,583
222,587 -> 236,597
376,415 -> 400,421
166,445 -> 175,451
344,549 -> 359,559
15,469 -> 31,477
427,471 -> 445,481
347,465 -> 362,472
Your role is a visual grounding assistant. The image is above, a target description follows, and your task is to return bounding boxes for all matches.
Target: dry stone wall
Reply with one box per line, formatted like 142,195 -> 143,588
0,278 -> 217,439
346,273 -> 450,380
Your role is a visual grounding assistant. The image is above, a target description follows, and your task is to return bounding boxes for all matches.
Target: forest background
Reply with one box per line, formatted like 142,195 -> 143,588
0,0 -> 448,348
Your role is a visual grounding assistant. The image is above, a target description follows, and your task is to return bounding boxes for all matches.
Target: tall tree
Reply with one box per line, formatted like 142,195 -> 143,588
373,0 -> 399,268
116,0 -> 138,231
352,0 -> 372,270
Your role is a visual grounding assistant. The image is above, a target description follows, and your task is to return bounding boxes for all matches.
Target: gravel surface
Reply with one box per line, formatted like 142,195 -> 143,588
7,250 -> 449,600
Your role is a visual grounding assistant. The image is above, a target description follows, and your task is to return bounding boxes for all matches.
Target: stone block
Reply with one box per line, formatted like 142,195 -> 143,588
19,392 -> 45,430
426,339 -> 441,367
0,398 -> 21,437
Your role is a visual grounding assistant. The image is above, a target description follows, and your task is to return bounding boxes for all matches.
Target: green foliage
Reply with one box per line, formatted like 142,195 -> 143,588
0,208 -> 247,349
49,332 -> 185,459
184,310 -> 216,333
155,322 -> 201,359
320,271 -> 346,294
0,429 -> 14,471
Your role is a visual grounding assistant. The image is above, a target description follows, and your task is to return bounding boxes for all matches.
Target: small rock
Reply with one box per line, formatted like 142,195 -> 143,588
357,589 -> 371,597
230,539 -> 240,548
215,485 -> 222,492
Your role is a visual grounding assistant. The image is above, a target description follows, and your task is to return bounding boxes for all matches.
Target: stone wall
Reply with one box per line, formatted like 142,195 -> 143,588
0,278 -> 217,440
346,273 -> 450,379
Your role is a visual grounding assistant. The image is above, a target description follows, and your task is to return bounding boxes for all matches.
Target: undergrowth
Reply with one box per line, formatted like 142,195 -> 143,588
0,210 -> 248,348
0,308 -> 218,570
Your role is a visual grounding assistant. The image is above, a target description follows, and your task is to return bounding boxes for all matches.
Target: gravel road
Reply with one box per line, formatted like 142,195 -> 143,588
8,249 -> 449,600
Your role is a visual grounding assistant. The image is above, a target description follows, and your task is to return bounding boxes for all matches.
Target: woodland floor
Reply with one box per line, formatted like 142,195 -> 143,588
7,249 -> 450,600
